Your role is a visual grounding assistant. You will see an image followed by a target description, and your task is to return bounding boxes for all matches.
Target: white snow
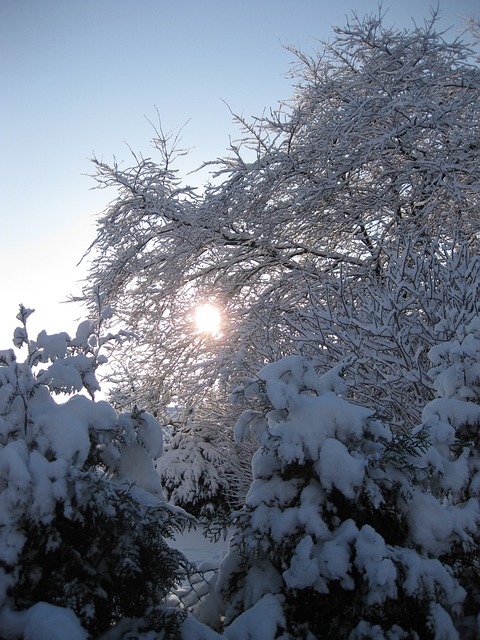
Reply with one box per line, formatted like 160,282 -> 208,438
223,594 -> 286,640
408,490 -> 479,555
354,525 -> 398,604
136,411 -> 164,458
0,602 -> 88,640
174,526 -> 229,569
427,603 -> 460,640
180,616 -> 225,640
317,437 -> 365,499
423,398 -> 480,431
283,535 -> 319,589
34,330 -> 70,361
117,443 -> 164,494
316,519 -> 357,588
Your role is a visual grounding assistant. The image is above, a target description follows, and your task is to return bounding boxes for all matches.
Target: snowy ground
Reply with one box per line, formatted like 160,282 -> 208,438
173,526 -> 230,570
172,527 -> 231,639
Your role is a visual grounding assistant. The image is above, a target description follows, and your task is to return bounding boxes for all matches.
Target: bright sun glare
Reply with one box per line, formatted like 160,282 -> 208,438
194,303 -> 221,336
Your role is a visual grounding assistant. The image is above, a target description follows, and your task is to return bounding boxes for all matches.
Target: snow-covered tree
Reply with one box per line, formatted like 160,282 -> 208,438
83,10 -> 480,523
158,416 -> 253,522
415,305 -> 480,636
202,356 -> 476,639
0,301 -> 194,639
85,10 -> 480,418
314,239 -> 480,429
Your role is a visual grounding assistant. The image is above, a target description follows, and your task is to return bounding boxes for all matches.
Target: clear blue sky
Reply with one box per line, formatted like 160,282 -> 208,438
1,0 -> 478,347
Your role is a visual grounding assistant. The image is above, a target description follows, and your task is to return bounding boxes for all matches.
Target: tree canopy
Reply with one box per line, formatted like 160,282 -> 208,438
86,10 -> 480,433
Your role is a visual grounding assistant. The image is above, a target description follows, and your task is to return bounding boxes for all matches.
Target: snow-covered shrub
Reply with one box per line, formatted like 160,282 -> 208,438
418,313 -> 480,636
158,424 -> 232,520
158,418 -> 253,522
206,356 -> 468,639
0,304 -> 193,638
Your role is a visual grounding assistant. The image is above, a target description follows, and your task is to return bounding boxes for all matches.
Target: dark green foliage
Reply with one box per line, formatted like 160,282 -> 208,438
9,473 -> 192,637
286,586 -> 432,640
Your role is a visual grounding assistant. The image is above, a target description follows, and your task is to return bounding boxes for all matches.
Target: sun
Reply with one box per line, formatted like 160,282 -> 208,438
194,303 -> 221,336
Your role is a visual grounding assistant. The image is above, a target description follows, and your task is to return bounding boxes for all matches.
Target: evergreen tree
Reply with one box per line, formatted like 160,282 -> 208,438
158,417 -> 253,522
417,305 -> 480,637
206,356 -> 469,639
0,300 -> 193,638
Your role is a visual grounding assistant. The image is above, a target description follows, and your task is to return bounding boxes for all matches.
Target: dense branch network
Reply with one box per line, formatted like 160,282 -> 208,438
85,11 -> 480,430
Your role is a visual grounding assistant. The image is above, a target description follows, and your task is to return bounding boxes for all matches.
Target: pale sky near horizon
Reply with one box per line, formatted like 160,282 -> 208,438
1,0 -> 478,350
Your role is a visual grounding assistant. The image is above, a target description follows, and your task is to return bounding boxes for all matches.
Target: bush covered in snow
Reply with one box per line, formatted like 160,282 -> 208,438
202,355 -> 478,639
158,411 -> 254,523
158,423 -> 239,521
0,303 -> 193,638
417,314 -> 480,636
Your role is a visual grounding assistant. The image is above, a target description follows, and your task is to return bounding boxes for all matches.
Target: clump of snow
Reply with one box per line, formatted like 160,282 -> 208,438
423,398 -> 480,431
117,444 -> 164,495
427,603 -> 460,640
136,410 -> 164,458
234,410 -> 267,443
317,438 -> 365,499
180,615 -> 225,640
223,594 -> 286,640
24,602 -> 88,640
282,535 -> 319,589
0,602 -> 88,640
0,349 -> 16,365
316,519 -> 357,589
70,320 -> 94,348
408,490 -> 479,555
354,525 -> 397,604
34,330 -> 70,361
